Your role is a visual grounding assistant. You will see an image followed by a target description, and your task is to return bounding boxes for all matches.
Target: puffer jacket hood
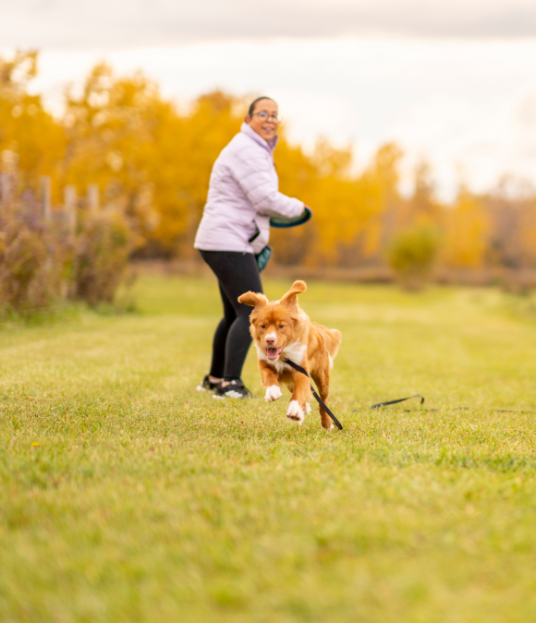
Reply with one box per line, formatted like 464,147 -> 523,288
194,122 -> 304,254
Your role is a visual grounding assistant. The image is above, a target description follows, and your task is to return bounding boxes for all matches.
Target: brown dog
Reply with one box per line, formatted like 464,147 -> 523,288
238,280 -> 341,429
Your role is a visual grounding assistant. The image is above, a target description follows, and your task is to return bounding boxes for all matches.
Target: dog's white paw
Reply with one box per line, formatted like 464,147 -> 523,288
265,385 -> 283,402
305,403 -> 312,415
286,400 -> 305,423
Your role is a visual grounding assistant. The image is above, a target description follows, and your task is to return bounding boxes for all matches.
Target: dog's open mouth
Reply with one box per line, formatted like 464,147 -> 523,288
265,346 -> 283,361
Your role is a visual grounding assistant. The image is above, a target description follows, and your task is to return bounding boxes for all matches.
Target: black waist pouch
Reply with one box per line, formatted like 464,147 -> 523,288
255,245 -> 272,272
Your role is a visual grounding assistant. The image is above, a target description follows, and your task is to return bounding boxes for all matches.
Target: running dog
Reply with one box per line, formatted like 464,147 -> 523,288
238,280 -> 341,429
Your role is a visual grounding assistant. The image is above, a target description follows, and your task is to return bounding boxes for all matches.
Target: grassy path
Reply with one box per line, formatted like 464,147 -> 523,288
1,275 -> 536,622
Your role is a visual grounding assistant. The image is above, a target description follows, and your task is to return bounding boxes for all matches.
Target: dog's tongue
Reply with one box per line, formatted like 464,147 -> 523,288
266,346 -> 283,360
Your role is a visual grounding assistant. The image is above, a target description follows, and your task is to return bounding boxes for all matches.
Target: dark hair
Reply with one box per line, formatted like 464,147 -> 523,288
248,96 -> 275,117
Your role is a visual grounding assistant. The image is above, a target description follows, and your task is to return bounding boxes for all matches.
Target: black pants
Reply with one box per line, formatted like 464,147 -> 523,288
200,250 -> 263,381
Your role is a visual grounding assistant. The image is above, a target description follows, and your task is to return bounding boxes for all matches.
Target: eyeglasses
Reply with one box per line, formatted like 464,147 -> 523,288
253,111 -> 281,122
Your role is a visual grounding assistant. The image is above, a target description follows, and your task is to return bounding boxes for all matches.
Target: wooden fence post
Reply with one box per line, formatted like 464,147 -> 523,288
40,176 -> 51,222
64,185 -> 77,236
0,173 -> 10,205
87,184 -> 99,212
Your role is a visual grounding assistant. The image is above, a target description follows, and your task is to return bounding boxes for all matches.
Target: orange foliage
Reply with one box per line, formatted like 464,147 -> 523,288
0,51 -> 65,191
442,189 -> 490,268
3,51 -> 536,273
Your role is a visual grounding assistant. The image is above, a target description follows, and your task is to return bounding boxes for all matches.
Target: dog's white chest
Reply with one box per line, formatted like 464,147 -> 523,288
256,342 -> 306,374
283,342 -> 306,366
271,359 -> 291,374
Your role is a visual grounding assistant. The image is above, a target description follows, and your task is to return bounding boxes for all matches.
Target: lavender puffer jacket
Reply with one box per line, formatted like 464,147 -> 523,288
194,123 -> 304,254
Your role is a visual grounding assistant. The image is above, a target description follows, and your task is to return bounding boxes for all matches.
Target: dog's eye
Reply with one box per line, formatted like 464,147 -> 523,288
279,323 -> 285,329
260,324 -> 266,329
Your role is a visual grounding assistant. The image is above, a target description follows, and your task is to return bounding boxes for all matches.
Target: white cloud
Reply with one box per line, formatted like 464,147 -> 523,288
513,89 -> 536,134
1,0 -> 536,49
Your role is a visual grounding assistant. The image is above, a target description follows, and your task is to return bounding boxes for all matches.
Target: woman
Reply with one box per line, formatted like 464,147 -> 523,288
194,96 -> 310,398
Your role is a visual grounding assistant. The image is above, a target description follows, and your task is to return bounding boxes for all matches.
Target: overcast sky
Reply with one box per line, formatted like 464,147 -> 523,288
2,0 -> 536,47
2,0 -> 536,199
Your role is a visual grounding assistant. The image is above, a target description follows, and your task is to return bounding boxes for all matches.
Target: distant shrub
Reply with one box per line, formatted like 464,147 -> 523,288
387,226 -> 441,290
500,269 -> 536,295
0,175 -> 139,316
0,190 -> 69,313
73,211 -> 138,307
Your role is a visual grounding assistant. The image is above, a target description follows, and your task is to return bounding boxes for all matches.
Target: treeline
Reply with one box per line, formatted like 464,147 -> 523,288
2,51 -> 536,283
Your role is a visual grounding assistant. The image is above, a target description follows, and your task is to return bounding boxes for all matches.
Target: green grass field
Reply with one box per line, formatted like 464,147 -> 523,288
2,274 -> 536,622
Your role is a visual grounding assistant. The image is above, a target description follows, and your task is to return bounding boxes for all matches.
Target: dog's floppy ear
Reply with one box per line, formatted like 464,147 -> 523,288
280,280 -> 307,308
238,291 -> 268,308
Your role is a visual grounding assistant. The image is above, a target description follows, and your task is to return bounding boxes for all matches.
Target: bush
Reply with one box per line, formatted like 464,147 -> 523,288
0,175 -> 139,316
73,211 -> 138,307
387,226 -> 441,290
0,190 -> 69,313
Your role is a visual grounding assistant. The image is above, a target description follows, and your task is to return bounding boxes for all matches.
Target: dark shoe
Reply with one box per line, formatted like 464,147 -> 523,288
196,374 -> 221,392
213,379 -> 253,399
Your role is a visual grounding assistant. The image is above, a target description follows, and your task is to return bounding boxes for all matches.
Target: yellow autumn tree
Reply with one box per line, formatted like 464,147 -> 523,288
63,77 -> 244,255
354,143 -> 404,264
167,91 -> 243,256
518,199 -> 536,267
61,63 -> 165,235
275,138 -> 362,266
270,135 -> 320,265
0,50 -> 65,192
405,160 -> 443,230
442,188 -> 490,268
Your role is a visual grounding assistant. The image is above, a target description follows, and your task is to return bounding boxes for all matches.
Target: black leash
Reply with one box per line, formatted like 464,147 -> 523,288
283,358 -> 426,427
350,395 -> 425,412
283,358 -> 344,430
277,361 -> 529,422
369,394 -> 425,410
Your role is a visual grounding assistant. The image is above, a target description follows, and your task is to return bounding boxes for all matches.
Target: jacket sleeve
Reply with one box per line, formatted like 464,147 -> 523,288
233,145 -> 304,219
